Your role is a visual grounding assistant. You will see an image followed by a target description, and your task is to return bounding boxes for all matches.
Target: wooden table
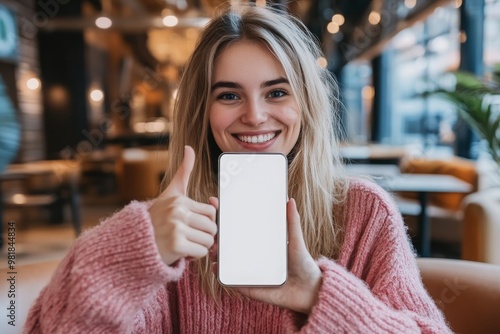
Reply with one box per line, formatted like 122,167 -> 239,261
345,164 -> 401,178
346,164 -> 473,256
378,174 -> 472,257
340,144 -> 411,164
0,161 -> 81,249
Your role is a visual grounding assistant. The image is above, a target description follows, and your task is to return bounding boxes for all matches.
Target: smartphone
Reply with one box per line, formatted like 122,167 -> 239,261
218,153 -> 288,286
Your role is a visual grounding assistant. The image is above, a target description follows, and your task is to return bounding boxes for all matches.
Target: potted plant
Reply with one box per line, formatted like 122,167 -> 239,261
435,66 -> 500,264
434,65 -> 500,184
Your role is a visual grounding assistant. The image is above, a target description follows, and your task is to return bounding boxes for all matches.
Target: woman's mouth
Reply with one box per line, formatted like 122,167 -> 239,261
234,131 -> 280,144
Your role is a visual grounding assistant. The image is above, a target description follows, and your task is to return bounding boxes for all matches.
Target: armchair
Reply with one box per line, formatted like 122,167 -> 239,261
417,257 -> 500,334
461,188 -> 500,265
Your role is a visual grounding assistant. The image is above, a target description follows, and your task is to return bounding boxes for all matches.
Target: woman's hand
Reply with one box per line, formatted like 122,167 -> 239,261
210,198 -> 323,315
149,146 -> 217,266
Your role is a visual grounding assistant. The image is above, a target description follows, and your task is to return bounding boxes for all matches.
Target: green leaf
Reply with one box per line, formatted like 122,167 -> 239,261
432,69 -> 500,167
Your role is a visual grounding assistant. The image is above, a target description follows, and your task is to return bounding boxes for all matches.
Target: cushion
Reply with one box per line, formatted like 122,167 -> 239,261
399,157 -> 477,211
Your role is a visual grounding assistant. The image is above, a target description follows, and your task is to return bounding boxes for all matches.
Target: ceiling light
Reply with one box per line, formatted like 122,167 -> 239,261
26,77 -> 41,91
12,194 -> 26,204
95,17 -> 112,29
162,15 -> 178,27
90,89 -> 104,102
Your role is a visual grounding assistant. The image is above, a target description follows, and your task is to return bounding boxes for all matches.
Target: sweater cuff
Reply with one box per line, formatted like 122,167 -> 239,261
282,257 -> 380,333
70,201 -> 186,312
283,257 -> 415,333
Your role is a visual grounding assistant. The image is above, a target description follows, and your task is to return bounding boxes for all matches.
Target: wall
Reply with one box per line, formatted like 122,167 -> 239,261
1,0 -> 45,162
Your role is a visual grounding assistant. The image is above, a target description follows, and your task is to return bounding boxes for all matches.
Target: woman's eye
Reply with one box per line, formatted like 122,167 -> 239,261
218,93 -> 239,100
268,89 -> 287,98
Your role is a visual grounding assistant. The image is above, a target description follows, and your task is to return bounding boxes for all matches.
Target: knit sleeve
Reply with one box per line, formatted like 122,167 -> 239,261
282,179 -> 453,333
23,201 -> 186,334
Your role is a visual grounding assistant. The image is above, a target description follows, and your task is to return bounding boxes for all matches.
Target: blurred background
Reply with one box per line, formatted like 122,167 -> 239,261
1,0 -> 499,265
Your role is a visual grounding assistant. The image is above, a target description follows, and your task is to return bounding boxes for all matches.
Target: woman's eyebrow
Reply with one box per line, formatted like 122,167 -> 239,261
211,81 -> 242,92
211,78 -> 289,92
261,78 -> 289,88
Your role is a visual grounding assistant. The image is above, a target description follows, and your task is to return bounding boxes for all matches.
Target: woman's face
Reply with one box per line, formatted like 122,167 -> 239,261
208,40 -> 301,155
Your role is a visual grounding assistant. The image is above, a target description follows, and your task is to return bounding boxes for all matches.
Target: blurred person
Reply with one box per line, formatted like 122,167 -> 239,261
0,75 -> 20,172
25,3 -> 451,333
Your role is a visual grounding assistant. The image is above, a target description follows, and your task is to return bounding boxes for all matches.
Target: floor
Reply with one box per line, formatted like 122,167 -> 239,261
0,193 -> 123,269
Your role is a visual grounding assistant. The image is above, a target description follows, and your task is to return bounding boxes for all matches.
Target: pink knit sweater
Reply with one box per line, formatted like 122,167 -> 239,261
24,179 -> 452,333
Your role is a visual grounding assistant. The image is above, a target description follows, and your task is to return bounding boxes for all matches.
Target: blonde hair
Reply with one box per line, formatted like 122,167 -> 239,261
164,2 -> 349,298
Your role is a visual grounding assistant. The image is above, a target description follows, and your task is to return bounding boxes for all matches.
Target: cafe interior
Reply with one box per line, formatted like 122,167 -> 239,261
1,0 -> 500,332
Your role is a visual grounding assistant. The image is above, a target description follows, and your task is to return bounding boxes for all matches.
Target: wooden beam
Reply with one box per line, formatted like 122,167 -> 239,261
352,0 -> 453,62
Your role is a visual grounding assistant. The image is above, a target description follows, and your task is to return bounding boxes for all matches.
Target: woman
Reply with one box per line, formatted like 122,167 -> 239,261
25,3 -> 451,333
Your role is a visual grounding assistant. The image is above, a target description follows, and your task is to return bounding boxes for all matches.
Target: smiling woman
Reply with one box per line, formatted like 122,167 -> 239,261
208,40 -> 301,154
25,3 -> 452,333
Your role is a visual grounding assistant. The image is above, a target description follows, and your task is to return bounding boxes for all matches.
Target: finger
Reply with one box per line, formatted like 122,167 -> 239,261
178,240 -> 210,259
287,199 -> 319,278
162,146 -> 195,197
208,196 -> 219,210
185,227 -> 215,249
191,200 -> 217,222
186,213 -> 217,236
287,198 -> 306,249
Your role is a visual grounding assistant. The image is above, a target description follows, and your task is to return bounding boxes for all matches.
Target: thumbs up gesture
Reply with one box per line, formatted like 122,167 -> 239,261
148,146 -> 218,266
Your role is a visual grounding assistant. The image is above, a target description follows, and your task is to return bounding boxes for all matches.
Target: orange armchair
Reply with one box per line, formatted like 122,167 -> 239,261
417,257 -> 500,334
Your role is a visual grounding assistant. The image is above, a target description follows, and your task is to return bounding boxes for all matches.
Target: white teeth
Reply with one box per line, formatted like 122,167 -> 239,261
237,132 -> 276,143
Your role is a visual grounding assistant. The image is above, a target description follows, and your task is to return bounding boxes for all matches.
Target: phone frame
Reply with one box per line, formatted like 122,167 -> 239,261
217,152 -> 288,287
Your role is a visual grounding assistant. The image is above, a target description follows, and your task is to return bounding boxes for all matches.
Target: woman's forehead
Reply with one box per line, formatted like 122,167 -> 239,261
212,40 -> 288,82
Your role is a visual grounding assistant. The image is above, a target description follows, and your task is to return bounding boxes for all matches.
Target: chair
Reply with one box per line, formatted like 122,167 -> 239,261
461,188 -> 500,265
116,148 -> 169,203
1,160 -> 82,236
417,258 -> 500,334
397,157 -> 478,250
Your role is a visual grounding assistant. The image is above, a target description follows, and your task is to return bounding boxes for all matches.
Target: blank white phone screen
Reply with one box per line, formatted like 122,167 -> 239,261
218,153 -> 288,286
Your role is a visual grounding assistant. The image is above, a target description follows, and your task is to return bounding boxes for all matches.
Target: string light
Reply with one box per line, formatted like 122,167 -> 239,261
368,11 -> 381,25
404,0 -> 417,9
327,22 -> 340,34
316,57 -> 328,68
331,14 -> 345,26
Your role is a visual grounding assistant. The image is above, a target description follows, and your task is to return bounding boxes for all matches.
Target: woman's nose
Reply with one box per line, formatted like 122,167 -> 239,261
240,99 -> 268,126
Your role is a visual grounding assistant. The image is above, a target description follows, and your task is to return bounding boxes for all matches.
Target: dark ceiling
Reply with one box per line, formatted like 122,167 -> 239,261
42,0 -> 454,72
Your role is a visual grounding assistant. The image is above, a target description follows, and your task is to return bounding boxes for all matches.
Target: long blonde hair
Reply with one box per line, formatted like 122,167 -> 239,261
163,3 -> 349,297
